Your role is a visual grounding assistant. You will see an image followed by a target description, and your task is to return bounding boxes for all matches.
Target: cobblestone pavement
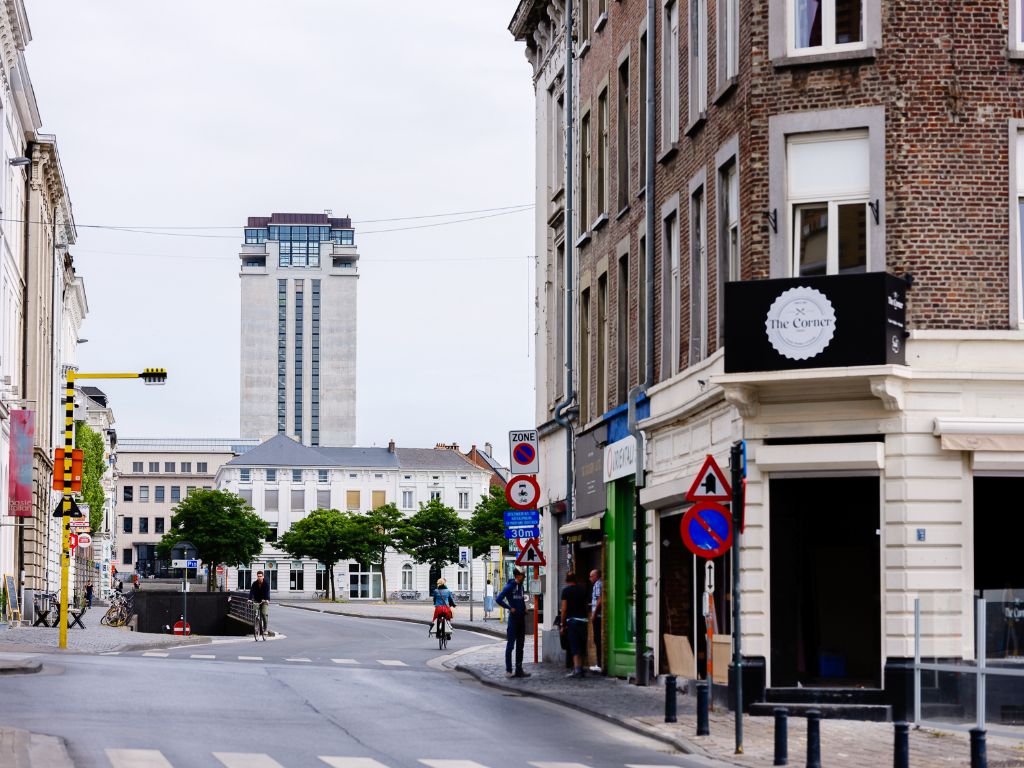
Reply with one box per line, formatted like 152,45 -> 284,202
448,643 -> 1024,768
280,599 -> 511,638
0,624 -> 214,655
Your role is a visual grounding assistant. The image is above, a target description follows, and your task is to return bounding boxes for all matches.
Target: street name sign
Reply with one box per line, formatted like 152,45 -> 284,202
680,501 -> 733,559
509,429 -> 540,475
505,525 -> 540,540
685,455 -> 732,502
505,474 -> 541,510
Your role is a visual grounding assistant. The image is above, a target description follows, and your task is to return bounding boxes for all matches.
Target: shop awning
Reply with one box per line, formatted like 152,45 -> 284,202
559,512 -> 604,536
934,418 -> 1024,452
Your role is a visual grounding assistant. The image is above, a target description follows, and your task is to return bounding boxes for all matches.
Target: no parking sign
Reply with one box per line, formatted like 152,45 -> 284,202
509,429 -> 539,475
680,502 -> 733,559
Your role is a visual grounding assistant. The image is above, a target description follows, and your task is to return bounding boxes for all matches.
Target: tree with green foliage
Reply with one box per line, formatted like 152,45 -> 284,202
75,422 -> 106,533
277,508 -> 362,601
351,503 -> 408,602
399,498 -> 464,577
463,485 -> 507,555
157,489 -> 267,592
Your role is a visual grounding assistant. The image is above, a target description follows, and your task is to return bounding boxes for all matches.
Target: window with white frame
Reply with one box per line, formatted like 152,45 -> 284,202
240,468 -> 251,483
1015,0 -> 1024,50
689,183 -> 707,365
430,490 -> 442,503
318,469 -> 329,484
139,486 -> 149,503
266,469 -> 277,482
292,469 -> 302,483
580,110 -> 592,229
688,0 -> 708,124
662,209 -> 681,378
316,562 -> 328,591
316,489 -> 331,509
598,87 -> 609,216
638,29 -> 648,187
787,131 -> 869,276
791,0 -> 864,53
458,569 -> 469,591
718,157 -> 740,345
402,489 -> 414,509
617,58 -> 630,212
289,561 -> 304,591
662,0 -> 680,147
401,563 -> 414,591
458,491 -> 470,510
718,0 -> 739,85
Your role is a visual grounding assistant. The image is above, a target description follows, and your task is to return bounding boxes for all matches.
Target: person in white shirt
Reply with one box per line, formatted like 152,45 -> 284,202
589,569 -> 603,673
484,578 -> 495,618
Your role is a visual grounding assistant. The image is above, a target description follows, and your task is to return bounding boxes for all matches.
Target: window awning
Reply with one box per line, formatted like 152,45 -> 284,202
934,418 -> 1024,451
559,512 -> 604,536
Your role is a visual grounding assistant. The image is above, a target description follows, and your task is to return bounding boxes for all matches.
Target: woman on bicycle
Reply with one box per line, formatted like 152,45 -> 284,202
428,578 -> 456,636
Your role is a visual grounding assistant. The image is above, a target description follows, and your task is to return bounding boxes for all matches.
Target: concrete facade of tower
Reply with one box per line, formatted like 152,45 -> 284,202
239,213 -> 357,447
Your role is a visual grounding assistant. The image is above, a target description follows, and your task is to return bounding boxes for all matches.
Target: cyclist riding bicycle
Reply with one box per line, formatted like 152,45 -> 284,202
249,569 -> 271,639
427,577 -> 456,637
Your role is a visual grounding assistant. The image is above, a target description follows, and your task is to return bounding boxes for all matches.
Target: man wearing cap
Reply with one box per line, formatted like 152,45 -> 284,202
495,569 -> 531,678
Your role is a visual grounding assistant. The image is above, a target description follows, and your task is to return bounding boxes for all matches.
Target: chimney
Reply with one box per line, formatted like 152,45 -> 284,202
388,439 -> 395,453
484,442 -> 493,456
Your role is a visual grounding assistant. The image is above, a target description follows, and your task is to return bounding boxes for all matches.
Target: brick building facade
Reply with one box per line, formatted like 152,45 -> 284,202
512,0 -> 1024,716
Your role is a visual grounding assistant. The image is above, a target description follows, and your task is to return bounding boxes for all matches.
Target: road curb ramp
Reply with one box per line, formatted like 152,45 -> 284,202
0,727 -> 74,768
0,658 -> 42,675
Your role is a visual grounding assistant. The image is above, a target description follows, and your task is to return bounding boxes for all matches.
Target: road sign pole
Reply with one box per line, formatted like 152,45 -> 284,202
469,547 -> 474,623
730,440 -> 745,755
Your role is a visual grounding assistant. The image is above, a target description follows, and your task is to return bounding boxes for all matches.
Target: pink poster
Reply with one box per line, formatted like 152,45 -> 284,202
8,409 -> 34,517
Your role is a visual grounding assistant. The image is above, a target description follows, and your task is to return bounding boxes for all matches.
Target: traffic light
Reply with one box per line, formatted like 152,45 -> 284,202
141,367 -> 167,385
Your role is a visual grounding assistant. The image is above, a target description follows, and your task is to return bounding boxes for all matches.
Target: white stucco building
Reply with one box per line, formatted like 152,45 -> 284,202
216,435 -> 494,600
239,213 -> 358,448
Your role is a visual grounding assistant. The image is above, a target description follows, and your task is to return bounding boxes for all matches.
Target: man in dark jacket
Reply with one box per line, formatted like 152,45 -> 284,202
495,569 -> 530,678
249,570 -> 271,638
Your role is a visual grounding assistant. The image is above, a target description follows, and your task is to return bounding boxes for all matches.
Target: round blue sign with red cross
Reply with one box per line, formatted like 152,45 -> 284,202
680,501 -> 733,559
512,442 -> 536,467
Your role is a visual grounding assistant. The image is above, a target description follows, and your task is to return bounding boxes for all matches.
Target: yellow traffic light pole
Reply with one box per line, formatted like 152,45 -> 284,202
59,368 -> 166,649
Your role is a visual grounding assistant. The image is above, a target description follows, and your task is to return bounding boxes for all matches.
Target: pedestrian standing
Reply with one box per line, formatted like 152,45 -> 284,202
589,569 -> 603,673
133,573 -> 140,591
484,578 -> 495,618
85,582 -> 93,609
561,572 -> 590,678
495,569 -> 530,678
116,578 -> 124,593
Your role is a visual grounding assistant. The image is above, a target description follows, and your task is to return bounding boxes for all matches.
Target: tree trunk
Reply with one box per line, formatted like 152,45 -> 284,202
328,564 -> 335,601
380,548 -> 388,603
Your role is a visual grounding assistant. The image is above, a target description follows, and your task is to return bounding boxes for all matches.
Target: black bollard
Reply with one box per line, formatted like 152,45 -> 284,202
806,709 -> 822,768
696,680 -> 710,736
893,721 -> 909,768
665,675 -> 678,723
969,727 -> 987,768
774,707 -> 789,766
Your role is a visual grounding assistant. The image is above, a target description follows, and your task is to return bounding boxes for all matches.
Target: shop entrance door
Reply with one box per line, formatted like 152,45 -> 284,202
770,476 -> 881,687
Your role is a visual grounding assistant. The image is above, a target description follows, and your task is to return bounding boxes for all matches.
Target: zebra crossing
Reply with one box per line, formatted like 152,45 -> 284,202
102,651 -> 410,667
104,750 -> 685,768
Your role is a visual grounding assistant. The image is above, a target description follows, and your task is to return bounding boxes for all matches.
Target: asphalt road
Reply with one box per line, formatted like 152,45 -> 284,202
0,606 -> 716,768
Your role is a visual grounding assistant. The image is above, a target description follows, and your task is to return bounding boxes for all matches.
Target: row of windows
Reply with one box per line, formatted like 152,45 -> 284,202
236,561 -> 468,595
311,280 -> 321,446
128,461 -> 208,474
123,485 -> 210,502
277,280 -> 287,434
238,468 -> 404,483
295,285 -> 304,433
244,226 -> 356,245
235,488 -> 472,512
122,517 -> 166,534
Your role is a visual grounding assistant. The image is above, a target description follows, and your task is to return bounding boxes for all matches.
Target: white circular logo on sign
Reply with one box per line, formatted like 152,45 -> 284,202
765,286 -> 836,361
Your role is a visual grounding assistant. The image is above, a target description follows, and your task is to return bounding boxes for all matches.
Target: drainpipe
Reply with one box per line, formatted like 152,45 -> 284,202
552,0 -> 576,523
627,0 -> 658,687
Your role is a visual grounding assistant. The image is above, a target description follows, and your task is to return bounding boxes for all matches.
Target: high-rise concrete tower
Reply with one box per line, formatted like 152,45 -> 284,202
239,213 -> 357,446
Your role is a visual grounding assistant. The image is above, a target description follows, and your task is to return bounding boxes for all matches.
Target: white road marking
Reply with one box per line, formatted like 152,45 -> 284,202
99,651 -> 120,656
331,658 -> 359,665
419,761 -> 491,768
376,659 -> 407,666
319,758 -> 391,768
285,657 -> 312,662
141,652 -> 168,658
238,655 -> 263,661
530,764 -> 595,768
190,654 -> 216,659
214,752 -> 285,768
105,748 -> 174,768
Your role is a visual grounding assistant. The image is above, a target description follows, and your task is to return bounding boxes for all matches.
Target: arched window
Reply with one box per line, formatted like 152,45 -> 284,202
401,563 -> 413,591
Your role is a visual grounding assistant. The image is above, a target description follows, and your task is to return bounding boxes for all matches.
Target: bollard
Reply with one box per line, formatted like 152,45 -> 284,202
665,675 -> 678,723
893,721 -> 909,768
773,707 -> 789,766
696,680 -> 710,736
806,709 -> 822,768
969,727 -> 987,768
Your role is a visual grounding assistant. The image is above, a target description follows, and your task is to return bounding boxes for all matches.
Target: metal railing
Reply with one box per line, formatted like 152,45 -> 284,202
227,594 -> 255,626
914,596 -> 1024,739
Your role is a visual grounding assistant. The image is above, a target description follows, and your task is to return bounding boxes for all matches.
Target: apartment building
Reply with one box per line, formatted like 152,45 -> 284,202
115,439 -> 257,578
216,435 -> 493,599
511,0 -> 1024,716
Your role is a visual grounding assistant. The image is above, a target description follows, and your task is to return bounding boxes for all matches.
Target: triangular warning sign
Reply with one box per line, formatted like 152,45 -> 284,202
515,537 -> 546,567
685,455 -> 732,502
52,497 -> 84,518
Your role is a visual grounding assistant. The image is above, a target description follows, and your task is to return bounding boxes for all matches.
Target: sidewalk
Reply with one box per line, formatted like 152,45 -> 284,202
280,599 -> 512,639
0,623 -> 214,657
447,643 -> 1024,768
0,726 -> 73,768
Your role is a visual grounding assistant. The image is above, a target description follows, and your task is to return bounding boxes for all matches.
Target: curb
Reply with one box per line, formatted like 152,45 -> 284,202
0,659 -> 42,676
114,635 -> 214,653
0,727 -> 74,768
279,602 -> 508,639
452,662 -> 719,763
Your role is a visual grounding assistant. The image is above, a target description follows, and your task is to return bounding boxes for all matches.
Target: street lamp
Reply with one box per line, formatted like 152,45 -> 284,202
58,367 -> 167,649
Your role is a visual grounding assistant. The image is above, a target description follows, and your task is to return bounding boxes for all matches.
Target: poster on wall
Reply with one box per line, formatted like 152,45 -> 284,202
8,409 -> 34,517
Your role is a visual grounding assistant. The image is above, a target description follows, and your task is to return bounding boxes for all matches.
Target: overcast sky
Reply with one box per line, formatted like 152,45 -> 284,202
26,1 -> 536,465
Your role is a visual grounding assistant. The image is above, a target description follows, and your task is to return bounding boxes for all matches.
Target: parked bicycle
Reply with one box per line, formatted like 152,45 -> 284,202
100,591 -> 135,628
389,590 -> 421,601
